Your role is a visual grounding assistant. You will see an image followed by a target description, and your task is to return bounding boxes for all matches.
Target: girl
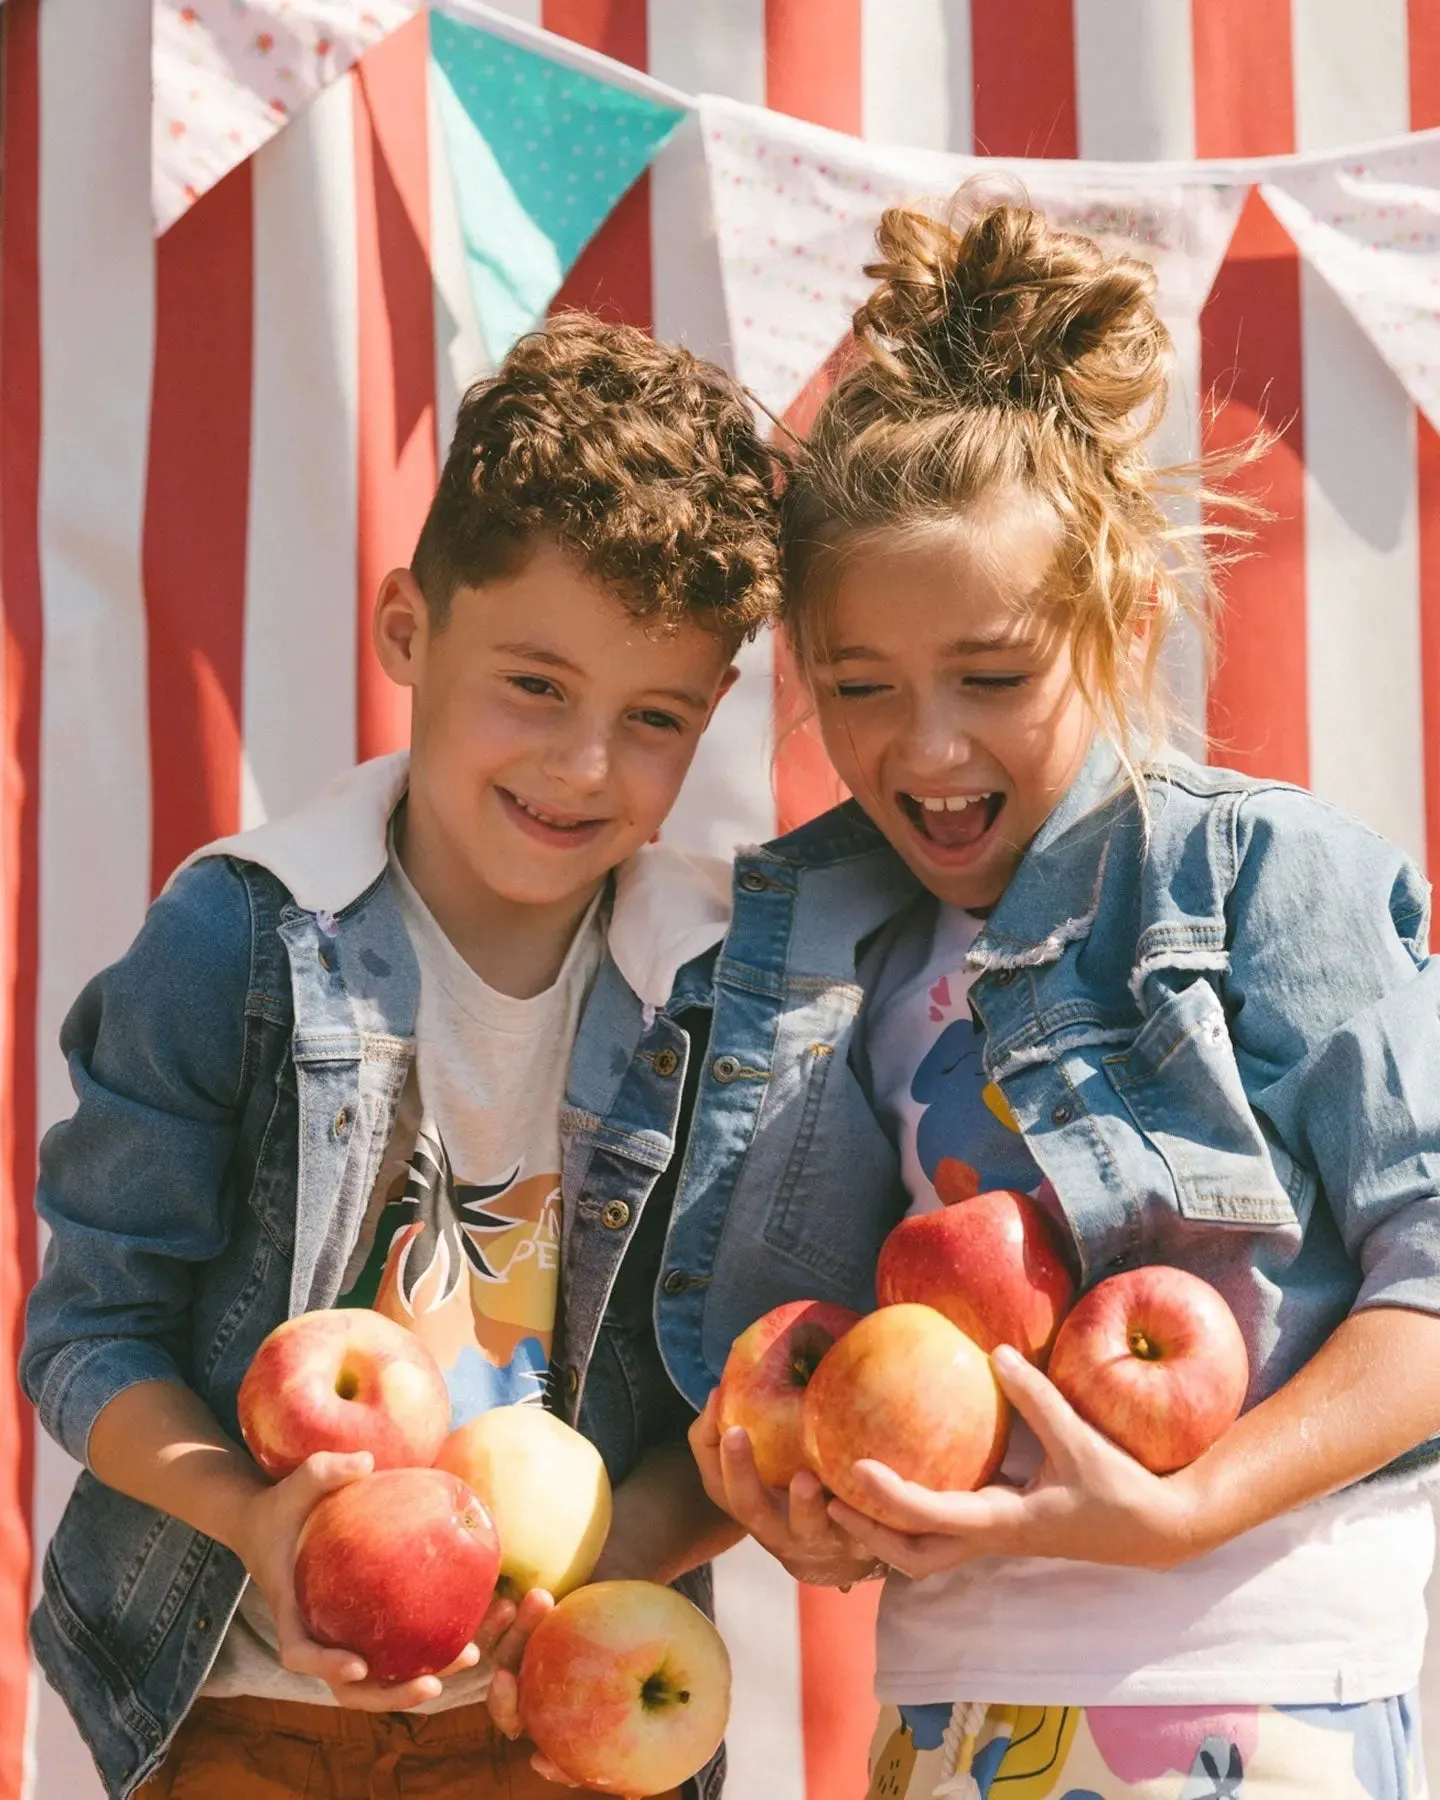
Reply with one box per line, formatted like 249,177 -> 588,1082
687,197 -> 1440,1799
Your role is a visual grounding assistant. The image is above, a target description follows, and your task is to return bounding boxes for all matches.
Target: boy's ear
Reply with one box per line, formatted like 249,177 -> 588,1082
372,570 -> 430,687
703,664 -> 742,728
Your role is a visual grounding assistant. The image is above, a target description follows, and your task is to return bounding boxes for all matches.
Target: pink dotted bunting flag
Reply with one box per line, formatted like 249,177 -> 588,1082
154,0 -> 419,232
1262,134 -> 1440,436
699,95 -> 1249,421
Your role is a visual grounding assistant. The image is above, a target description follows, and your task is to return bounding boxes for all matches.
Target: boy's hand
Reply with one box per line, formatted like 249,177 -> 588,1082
232,1450 -> 483,1710
485,1587 -> 582,1785
688,1393 -> 881,1588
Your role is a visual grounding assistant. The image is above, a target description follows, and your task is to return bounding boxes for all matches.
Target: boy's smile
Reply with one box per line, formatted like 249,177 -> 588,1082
374,541 -> 735,994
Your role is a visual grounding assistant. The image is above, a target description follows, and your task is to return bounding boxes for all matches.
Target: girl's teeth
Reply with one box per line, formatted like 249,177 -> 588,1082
915,794 -> 988,813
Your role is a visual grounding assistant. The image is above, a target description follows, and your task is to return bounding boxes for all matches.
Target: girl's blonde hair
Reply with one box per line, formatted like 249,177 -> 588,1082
780,191 -> 1257,776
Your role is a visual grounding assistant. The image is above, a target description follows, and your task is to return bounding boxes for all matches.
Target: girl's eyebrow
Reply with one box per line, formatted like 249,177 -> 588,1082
823,631 -> 1036,663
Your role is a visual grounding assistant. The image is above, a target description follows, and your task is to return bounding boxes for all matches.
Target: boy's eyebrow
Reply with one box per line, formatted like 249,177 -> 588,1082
493,641 -> 711,712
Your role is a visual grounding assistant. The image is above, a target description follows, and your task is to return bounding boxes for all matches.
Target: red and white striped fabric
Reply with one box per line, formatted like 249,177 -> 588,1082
4,4 -> 1440,1799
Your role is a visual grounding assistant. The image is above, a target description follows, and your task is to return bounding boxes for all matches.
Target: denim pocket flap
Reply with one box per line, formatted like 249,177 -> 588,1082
1105,979 -> 1301,1226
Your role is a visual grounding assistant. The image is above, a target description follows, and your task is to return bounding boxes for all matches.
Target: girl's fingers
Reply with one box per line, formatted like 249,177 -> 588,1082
530,1752 -> 582,1787
331,1673 -> 445,1711
991,1347 -> 1087,1473
280,1637 -> 368,1686
825,1503 -> 976,1577
718,1427 -> 786,1537
786,1470 -> 836,1543
473,1593 -> 518,1657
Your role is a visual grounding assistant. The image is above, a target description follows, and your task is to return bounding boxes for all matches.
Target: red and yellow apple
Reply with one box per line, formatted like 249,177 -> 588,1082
716,1300 -> 863,1489
519,1580 -> 731,1796
294,1467 -> 500,1683
876,1189 -> 1076,1365
1047,1265 -> 1249,1473
801,1303 -> 1009,1526
238,1307 -> 451,1479
436,1404 -> 612,1600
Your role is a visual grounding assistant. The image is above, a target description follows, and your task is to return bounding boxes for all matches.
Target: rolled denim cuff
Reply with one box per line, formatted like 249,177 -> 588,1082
1353,1199 -> 1440,1320
36,1335 -> 186,1468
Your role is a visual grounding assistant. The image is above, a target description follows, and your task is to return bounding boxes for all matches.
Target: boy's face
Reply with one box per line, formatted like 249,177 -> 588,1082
375,542 -> 736,916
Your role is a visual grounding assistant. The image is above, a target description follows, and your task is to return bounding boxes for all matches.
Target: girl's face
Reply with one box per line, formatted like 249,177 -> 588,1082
809,505 -> 1097,912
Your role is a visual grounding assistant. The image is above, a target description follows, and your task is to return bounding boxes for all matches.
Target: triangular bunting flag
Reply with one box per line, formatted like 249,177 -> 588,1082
154,0 -> 419,231
699,96 -> 1247,421
430,11 -> 687,359
1262,132 -> 1440,437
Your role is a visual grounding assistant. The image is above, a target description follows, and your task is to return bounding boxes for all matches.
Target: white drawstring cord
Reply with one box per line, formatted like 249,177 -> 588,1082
931,1700 -> 988,1799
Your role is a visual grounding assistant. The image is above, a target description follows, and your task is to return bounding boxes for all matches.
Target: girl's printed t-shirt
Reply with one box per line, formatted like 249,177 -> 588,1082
204,845 -> 604,1709
859,896 -> 1434,1708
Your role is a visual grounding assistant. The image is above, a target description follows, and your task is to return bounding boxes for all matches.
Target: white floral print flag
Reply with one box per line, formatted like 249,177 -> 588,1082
154,0 -> 419,232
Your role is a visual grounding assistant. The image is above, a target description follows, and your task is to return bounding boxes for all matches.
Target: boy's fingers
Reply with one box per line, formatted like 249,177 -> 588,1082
491,1587 -> 554,1673
488,1668 -> 522,1739
718,1427 -> 785,1538
278,1634 -> 367,1686
991,1347 -> 1086,1473
473,1593 -> 518,1656
288,1450 -> 375,1509
530,1751 -> 582,1787
330,1673 -> 444,1711
436,1643 -> 482,1677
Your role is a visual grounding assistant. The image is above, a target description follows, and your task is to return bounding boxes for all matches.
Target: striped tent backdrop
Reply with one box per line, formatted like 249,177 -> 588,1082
4,4 -> 1440,1799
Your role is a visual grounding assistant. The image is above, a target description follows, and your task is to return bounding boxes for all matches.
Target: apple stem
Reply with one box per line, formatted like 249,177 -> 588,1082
1128,1329 -> 1159,1361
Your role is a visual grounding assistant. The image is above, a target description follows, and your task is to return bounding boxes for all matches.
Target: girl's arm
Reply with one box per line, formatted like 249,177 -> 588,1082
830,1307 -> 1440,1574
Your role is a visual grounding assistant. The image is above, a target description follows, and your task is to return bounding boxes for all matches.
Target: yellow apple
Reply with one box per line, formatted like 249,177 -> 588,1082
435,1404 -> 612,1599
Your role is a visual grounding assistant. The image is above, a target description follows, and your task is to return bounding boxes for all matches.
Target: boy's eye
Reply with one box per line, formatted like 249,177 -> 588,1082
633,709 -> 683,733
509,674 -> 561,699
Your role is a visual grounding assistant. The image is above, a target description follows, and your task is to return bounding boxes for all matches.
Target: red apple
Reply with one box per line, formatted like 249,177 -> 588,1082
519,1581 -> 731,1796
1047,1265 -> 1249,1473
876,1190 -> 1076,1365
295,1467 -> 500,1682
802,1303 -> 1009,1527
717,1300 -> 863,1489
238,1307 -> 451,1479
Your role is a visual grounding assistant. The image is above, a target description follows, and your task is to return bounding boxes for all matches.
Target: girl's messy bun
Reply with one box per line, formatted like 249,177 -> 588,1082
781,190 -> 1259,778
855,201 -> 1170,449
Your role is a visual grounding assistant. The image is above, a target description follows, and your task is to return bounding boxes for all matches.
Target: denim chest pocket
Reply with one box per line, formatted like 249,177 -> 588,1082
1103,978 -> 1304,1226
756,998 -> 904,1289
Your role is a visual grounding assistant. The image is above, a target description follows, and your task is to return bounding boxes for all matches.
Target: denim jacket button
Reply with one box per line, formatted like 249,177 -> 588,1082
601,1199 -> 631,1230
1051,1102 -> 1074,1126
712,1055 -> 741,1083
994,969 -> 1016,987
317,944 -> 335,972
563,1365 -> 579,1398
739,870 -> 767,893
332,1108 -> 350,1136
662,1269 -> 690,1296
653,1048 -> 680,1078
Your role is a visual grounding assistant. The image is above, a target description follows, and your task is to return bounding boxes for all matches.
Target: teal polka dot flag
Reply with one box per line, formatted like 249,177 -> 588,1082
430,13 -> 687,357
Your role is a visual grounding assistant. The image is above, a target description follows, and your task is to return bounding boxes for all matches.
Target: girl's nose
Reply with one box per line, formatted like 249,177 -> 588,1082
902,698 -> 973,773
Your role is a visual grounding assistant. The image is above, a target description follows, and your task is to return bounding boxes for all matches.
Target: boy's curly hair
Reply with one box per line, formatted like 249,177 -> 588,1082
413,313 -> 784,645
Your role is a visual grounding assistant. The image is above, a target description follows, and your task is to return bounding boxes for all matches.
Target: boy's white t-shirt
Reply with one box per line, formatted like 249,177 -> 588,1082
203,845 -> 604,1709
861,898 -> 1435,1706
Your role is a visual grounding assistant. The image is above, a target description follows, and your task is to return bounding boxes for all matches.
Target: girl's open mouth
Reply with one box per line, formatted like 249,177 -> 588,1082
898,791 -> 1004,858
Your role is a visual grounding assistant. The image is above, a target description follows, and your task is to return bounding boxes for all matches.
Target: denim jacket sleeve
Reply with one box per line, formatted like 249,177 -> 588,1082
21,858 -> 252,1467
1225,786 -> 1440,1315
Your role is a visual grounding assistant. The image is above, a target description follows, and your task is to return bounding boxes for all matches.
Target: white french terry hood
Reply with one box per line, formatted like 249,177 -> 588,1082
175,753 -> 733,1008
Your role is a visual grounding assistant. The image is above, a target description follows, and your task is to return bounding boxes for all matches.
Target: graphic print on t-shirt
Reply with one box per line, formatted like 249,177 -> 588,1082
343,1108 -> 559,1424
911,970 -> 1041,1205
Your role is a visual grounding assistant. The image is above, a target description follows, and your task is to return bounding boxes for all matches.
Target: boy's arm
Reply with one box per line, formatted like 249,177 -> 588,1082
592,1440 -> 744,1584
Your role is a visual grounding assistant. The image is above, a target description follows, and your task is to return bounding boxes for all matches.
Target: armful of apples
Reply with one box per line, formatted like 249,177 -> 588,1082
707,1193 -> 1440,1582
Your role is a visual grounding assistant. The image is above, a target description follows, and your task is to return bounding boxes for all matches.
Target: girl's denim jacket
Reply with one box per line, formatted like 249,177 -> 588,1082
21,758 -> 727,1800
608,743 -> 1440,1454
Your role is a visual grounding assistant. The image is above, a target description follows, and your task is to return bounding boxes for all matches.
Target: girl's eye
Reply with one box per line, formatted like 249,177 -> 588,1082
965,674 -> 1027,692
633,709 -> 684,733
509,674 -> 561,699
834,681 -> 888,700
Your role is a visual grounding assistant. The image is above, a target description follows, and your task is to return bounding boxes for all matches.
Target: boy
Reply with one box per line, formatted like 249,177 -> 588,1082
21,315 -> 781,1800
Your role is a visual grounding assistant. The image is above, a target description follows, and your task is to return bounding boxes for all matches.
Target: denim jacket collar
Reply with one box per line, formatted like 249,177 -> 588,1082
175,753 -> 734,1009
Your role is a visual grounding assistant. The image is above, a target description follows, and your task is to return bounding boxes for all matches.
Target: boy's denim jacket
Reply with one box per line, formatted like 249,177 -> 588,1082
21,756 -> 733,1800
609,744 -> 1440,1464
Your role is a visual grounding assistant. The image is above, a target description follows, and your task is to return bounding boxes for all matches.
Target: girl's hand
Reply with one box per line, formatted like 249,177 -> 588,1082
688,1393 -> 881,1588
232,1450 -> 482,1710
828,1346 -> 1201,1578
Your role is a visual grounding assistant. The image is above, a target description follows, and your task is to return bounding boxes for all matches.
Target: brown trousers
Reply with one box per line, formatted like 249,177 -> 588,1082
134,1695 -> 682,1800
